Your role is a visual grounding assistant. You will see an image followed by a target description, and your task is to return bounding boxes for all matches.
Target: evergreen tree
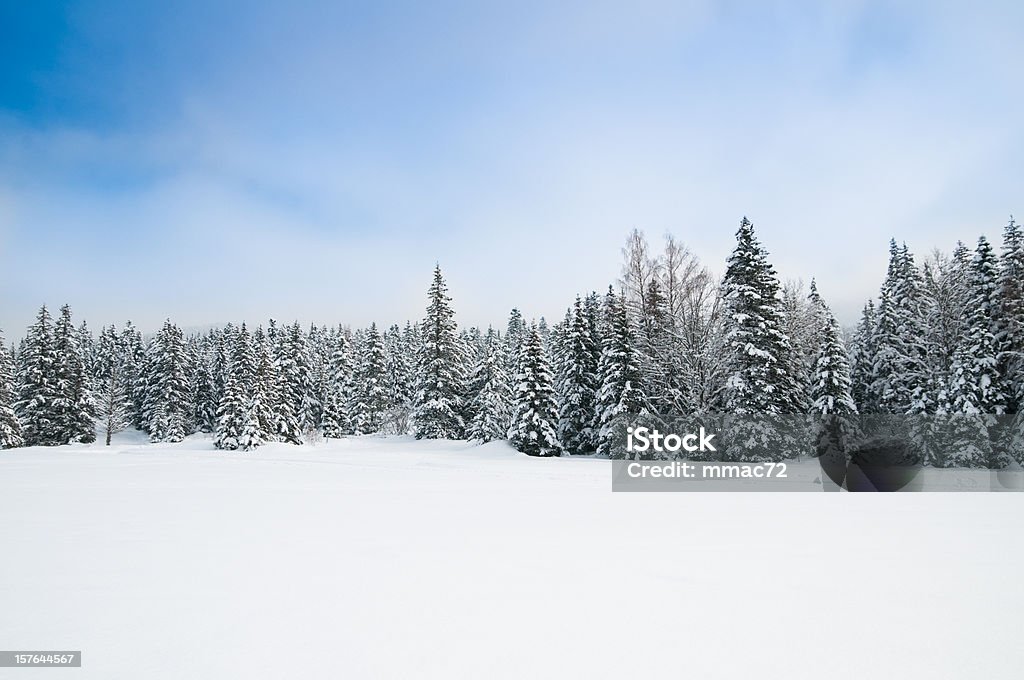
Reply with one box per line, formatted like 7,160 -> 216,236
556,296 -> 599,454
321,330 -> 354,438
508,325 -> 561,456
15,305 -> 61,445
53,304 -> 96,443
192,333 -> 218,433
351,323 -> 389,434
412,266 -> 466,439
466,327 -> 512,443
120,322 -> 147,430
94,325 -> 131,446
215,324 -> 261,451
383,324 -> 415,434
273,323 -> 307,444
943,236 -> 1007,467
251,326 -> 278,441
145,320 -> 193,443
809,296 -> 857,416
0,328 -> 24,449
849,301 -> 878,412
596,287 -> 649,457
720,218 -> 802,415
996,217 -> 1024,413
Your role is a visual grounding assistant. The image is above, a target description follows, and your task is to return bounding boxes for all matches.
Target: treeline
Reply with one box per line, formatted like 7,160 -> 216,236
0,217 -> 1021,466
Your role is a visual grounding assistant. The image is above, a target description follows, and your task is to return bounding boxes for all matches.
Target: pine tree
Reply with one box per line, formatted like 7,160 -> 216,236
996,217 -> 1024,413
215,324 -> 261,451
383,324 -> 415,434
94,325 -> 132,445
145,320 -> 193,443
809,296 -> 857,417
596,287 -> 649,458
849,301 -> 878,412
351,322 -> 389,434
720,218 -> 802,415
509,325 -> 561,456
273,323 -> 307,444
412,266 -> 466,439
120,322 -> 147,430
192,332 -> 219,433
321,331 -> 354,438
466,327 -> 512,443
556,296 -> 599,454
251,326 -> 278,442
943,236 -> 1007,467
0,328 -> 24,449
53,304 -> 96,443
15,305 -> 61,445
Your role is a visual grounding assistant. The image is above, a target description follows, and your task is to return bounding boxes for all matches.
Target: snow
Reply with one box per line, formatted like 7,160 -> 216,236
2,432 -> 1022,679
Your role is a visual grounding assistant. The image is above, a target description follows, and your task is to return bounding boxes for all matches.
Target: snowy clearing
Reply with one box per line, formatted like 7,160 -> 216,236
1,433 -> 1022,679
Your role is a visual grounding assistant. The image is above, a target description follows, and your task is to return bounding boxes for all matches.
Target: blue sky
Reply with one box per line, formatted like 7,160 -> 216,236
1,0 -> 1022,335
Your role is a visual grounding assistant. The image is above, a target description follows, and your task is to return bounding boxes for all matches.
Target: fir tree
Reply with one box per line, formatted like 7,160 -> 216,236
0,328 -> 24,449
53,304 -> 96,443
943,236 -> 1007,467
321,330 -> 354,438
809,296 -> 857,417
273,323 -> 307,444
251,326 -> 278,442
720,218 -> 802,415
145,320 -> 193,443
215,324 -> 261,451
15,305 -> 61,445
508,325 -> 561,456
412,266 -> 466,439
94,325 -> 132,446
596,287 -> 649,458
466,327 -> 512,443
351,322 -> 389,434
556,296 -> 599,454
383,324 -> 415,434
997,217 -> 1024,413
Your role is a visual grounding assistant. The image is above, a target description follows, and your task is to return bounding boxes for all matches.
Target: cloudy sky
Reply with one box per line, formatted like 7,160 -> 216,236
1,0 -> 1021,336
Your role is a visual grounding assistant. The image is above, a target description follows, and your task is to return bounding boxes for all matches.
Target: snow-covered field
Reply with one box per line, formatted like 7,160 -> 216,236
1,433 -> 1022,679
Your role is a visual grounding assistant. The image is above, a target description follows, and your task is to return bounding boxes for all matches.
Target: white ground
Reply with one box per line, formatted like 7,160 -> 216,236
1,432 -> 1022,679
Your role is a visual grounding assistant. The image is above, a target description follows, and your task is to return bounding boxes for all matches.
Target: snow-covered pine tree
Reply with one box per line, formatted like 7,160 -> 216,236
412,266 -> 466,439
596,287 -> 649,458
273,323 -> 307,444
94,325 -> 131,446
383,324 -> 414,434
251,326 -> 278,442
996,217 -> 1024,414
466,327 -> 512,443
351,322 -> 389,435
191,332 -> 218,433
943,236 -> 1007,468
849,301 -> 879,412
0,328 -> 25,449
508,325 -> 560,456
321,329 -> 354,438
120,322 -> 147,430
720,218 -> 802,415
145,319 -> 193,443
15,305 -> 61,446
719,218 -> 804,461
556,295 -> 599,454
53,304 -> 96,443
215,324 -> 261,451
504,307 -> 526,388
809,294 -> 857,417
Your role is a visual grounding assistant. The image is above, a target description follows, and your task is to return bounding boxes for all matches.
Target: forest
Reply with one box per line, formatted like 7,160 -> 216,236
1,217 -> 1021,467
